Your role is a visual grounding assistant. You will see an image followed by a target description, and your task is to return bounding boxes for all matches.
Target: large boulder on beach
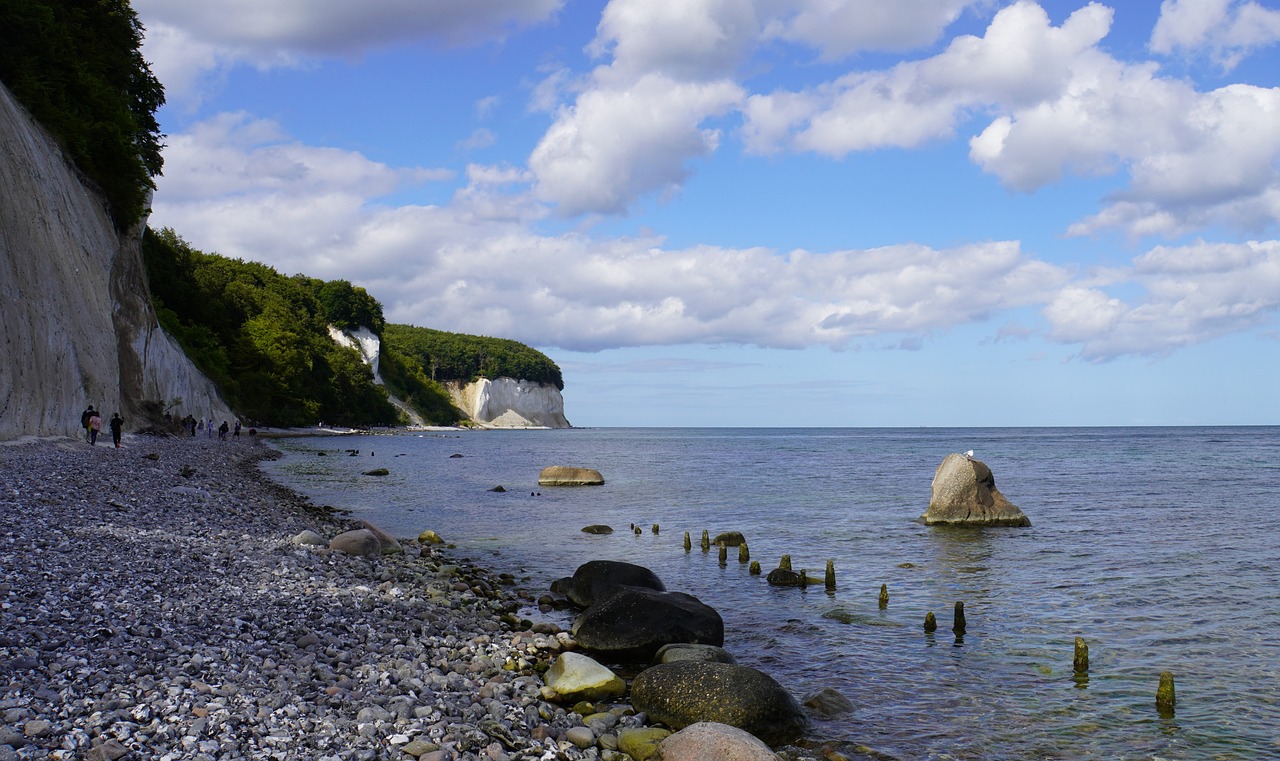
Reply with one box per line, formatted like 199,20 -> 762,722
657,722 -> 781,761
631,661 -> 809,747
328,528 -> 382,557
571,586 -> 723,661
360,520 -> 403,554
543,652 -> 626,703
538,466 -> 605,486
551,560 -> 665,608
920,453 -> 1030,527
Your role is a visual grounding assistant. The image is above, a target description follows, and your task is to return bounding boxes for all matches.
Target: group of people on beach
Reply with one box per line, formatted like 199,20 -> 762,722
79,405 -> 123,448
81,405 -> 242,446
175,414 -> 239,440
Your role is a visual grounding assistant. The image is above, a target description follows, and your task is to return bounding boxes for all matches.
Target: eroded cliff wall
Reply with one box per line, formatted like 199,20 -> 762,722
0,84 -> 231,440
446,378 -> 570,429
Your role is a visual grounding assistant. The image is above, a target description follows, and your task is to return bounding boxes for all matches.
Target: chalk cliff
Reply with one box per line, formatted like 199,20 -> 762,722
0,84 -> 231,440
446,378 -> 571,429
328,326 -> 568,428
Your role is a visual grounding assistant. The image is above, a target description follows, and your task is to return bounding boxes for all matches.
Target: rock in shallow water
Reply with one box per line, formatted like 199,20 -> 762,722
920,453 -> 1031,527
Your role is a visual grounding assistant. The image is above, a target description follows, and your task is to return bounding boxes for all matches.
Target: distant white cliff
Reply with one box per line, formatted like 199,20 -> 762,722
0,83 -> 231,440
328,326 -> 570,429
445,378 -> 571,429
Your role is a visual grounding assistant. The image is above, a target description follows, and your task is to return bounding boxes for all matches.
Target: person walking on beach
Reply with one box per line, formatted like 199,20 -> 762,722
80,405 -> 96,442
233,420 -> 241,438
87,410 -> 102,445
218,421 -> 229,441
207,418 -> 214,439
109,413 -> 124,448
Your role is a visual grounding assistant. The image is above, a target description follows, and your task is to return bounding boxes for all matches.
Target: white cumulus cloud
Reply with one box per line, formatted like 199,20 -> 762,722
1044,240 -> 1280,359
1150,0 -> 1280,69
762,0 -> 989,58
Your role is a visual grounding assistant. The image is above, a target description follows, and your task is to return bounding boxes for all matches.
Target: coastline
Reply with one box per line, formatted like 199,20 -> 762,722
0,435 -> 635,760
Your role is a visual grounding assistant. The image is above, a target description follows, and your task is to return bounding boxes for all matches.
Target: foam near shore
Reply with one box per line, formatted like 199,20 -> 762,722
0,435 -> 629,760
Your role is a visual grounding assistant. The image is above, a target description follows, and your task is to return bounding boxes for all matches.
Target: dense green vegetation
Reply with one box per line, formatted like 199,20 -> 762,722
142,229 -> 564,428
0,0 -> 165,231
384,324 -> 564,390
142,228 -> 463,427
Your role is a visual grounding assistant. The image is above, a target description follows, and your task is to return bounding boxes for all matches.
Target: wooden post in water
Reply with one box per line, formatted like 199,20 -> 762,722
1157,671 -> 1176,717
701,530 -> 711,552
953,601 -> 966,634
924,612 -> 937,632
683,532 -> 691,552
1073,637 -> 1089,673
739,543 -> 750,563
718,542 -> 727,565
878,583 -> 889,609
749,560 -> 761,575
779,554 -> 792,571
799,569 -> 808,588
652,524 -> 660,534
825,560 -> 836,590
633,525 -> 642,535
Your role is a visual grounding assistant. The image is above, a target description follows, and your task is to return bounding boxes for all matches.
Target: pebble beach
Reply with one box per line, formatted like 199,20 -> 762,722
0,433 -> 671,761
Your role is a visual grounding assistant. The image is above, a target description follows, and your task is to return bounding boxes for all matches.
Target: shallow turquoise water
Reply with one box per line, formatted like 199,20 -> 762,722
261,427 -> 1280,760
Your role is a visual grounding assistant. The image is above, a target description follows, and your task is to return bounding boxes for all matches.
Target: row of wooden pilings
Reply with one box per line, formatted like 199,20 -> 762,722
667,526 -> 1179,717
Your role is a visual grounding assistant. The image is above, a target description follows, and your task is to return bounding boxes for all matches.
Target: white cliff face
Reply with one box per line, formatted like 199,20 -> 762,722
328,326 -> 382,379
0,84 -> 231,440
329,325 -> 428,427
446,378 -> 571,429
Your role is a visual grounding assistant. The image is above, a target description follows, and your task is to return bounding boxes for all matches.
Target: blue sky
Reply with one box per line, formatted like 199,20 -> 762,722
135,0 -> 1280,427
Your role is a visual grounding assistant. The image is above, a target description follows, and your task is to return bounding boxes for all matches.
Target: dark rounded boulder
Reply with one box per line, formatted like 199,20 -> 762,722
765,568 -> 804,587
631,661 -> 809,747
551,560 -> 665,608
712,531 -> 746,546
571,585 -> 723,661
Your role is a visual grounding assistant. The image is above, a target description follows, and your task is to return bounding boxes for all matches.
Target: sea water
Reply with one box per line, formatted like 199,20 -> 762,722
260,427 -> 1280,760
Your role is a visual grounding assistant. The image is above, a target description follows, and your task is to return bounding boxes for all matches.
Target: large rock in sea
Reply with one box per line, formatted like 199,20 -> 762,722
571,586 -> 724,661
920,453 -> 1030,527
631,661 -> 809,747
539,466 -> 604,486
551,560 -> 666,608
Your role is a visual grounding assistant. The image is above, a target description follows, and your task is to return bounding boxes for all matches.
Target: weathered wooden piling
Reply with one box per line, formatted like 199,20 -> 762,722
749,560 -> 761,575
739,543 -> 750,563
1073,637 -> 1089,673
718,542 -> 727,565
1157,671 -> 1176,716
683,531 -> 691,552
924,612 -> 937,633
651,524 -> 659,534
779,554 -> 792,571
633,525 -> 642,535
825,560 -> 836,590
952,601 -> 966,634
799,569 -> 808,588
878,583 -> 889,609
700,530 -> 711,552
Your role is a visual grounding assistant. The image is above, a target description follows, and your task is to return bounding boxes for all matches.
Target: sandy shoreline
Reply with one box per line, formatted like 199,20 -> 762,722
0,434 -> 614,761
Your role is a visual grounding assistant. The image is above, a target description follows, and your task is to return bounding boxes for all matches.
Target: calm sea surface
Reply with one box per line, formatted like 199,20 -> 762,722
260,427 -> 1280,760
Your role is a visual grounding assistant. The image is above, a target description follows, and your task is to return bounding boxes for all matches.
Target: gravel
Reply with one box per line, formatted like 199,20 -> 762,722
0,434 -> 643,761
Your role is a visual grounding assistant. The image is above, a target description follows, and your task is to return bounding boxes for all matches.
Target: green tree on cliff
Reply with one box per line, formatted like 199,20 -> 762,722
0,0 -> 165,231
